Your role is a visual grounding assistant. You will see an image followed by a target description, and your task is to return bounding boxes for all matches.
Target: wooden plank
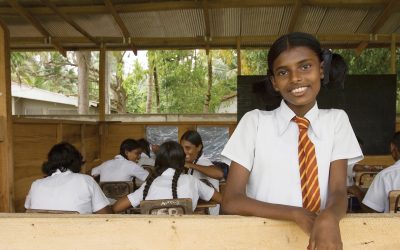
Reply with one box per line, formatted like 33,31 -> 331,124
358,155 -> 394,166
0,214 -> 399,249
288,0 -> 302,32
0,19 -> 14,212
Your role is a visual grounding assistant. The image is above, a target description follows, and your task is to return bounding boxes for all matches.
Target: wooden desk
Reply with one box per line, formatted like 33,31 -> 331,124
194,200 -> 218,215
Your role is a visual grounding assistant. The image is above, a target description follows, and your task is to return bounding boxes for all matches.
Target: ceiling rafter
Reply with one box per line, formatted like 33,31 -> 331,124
288,0 -> 303,32
203,0 -> 211,54
355,0 -> 397,55
40,0 -> 99,45
103,0 -> 137,55
6,0 -> 66,56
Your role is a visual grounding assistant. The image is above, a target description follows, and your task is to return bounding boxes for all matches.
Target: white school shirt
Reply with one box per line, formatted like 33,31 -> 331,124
138,152 -> 155,167
91,155 -> 149,182
189,155 -> 220,215
362,160 -> 400,212
24,170 -> 110,214
221,100 -> 363,209
127,168 -> 215,211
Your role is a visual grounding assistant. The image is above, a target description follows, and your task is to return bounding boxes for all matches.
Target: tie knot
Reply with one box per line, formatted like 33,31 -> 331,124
294,116 -> 309,130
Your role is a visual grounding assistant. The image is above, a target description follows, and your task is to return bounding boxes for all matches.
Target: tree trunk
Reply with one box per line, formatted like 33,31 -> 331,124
203,52 -> 212,113
76,51 -> 91,114
153,65 -> 160,113
146,61 -> 153,113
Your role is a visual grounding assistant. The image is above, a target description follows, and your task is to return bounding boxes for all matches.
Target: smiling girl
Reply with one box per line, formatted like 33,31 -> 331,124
221,32 -> 363,249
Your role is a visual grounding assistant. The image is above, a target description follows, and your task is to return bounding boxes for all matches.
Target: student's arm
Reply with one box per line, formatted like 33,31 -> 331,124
112,196 -> 132,213
308,159 -> 347,250
211,190 -> 222,204
347,185 -> 377,213
95,206 -> 113,214
222,161 -> 317,234
185,162 -> 224,179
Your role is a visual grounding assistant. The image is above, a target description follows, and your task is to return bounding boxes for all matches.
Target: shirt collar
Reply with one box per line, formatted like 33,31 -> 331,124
276,100 -> 321,138
161,168 -> 176,176
51,169 -> 72,177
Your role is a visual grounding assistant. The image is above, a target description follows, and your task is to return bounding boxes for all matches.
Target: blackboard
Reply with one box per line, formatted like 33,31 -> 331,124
237,75 -> 397,155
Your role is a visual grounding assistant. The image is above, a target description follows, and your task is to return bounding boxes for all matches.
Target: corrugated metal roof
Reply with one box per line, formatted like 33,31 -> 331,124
0,0 -> 398,50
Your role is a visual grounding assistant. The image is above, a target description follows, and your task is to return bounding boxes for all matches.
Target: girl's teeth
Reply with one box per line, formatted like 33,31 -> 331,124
292,87 -> 307,93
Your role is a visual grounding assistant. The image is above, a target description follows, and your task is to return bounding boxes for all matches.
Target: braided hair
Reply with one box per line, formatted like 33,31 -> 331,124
143,141 -> 186,200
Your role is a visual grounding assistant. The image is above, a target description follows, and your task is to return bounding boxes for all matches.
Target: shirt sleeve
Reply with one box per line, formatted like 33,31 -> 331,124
89,178 -> 110,213
221,110 -> 259,171
196,178 -> 215,201
127,183 -> 145,207
362,173 -> 386,212
129,162 -> 150,181
331,110 -> 363,166
91,163 -> 103,177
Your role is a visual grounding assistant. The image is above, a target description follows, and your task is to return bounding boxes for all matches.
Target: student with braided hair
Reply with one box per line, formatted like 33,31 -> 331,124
112,141 -> 221,213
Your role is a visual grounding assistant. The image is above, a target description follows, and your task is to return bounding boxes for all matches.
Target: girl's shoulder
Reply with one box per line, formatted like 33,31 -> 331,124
318,108 -> 348,120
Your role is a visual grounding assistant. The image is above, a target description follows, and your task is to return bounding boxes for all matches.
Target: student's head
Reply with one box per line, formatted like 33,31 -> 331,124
390,132 -> 400,161
42,142 -> 84,176
143,141 -> 186,200
180,130 -> 203,163
267,32 -> 347,115
138,138 -> 151,157
120,139 -> 142,162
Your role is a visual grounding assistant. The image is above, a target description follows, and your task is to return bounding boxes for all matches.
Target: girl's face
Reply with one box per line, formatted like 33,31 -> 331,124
126,148 -> 142,163
271,46 -> 324,116
181,140 -> 202,162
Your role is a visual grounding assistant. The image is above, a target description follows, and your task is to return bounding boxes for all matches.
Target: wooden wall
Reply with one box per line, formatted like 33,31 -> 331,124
0,214 -> 399,249
13,118 -> 100,212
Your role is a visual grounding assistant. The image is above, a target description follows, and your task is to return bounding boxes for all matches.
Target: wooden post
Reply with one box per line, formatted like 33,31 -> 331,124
236,37 -> 241,76
99,45 -> 106,121
0,20 -> 14,212
391,33 -> 397,74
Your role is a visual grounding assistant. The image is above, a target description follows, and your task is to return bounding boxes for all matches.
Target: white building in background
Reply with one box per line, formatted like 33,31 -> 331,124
216,92 -> 237,113
11,82 -> 98,115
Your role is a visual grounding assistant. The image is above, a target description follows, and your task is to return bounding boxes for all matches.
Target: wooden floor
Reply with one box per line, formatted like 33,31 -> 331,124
0,214 -> 399,249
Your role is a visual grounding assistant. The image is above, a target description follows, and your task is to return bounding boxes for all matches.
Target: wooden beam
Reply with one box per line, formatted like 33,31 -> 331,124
370,0 -> 397,34
103,0 -> 137,55
203,0 -> 211,38
0,214 -> 400,248
355,40 -> 369,56
40,0 -> 99,45
236,37 -> 241,76
288,0 -> 302,32
0,19 -> 14,212
99,45 -> 106,122
0,0 -> 396,16
6,0 -> 66,57
391,33 -> 397,74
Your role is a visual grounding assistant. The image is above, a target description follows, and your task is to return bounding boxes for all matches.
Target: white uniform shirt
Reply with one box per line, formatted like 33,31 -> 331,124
362,160 -> 400,212
189,155 -> 220,215
221,100 -> 363,209
127,168 -> 215,211
24,170 -> 109,214
138,152 -> 155,167
91,155 -> 149,182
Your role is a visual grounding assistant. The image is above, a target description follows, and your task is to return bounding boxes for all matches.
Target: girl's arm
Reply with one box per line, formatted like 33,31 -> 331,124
112,196 -> 132,213
223,161 -> 317,234
185,162 -> 224,179
308,159 -> 348,250
95,205 -> 113,214
210,190 -> 222,204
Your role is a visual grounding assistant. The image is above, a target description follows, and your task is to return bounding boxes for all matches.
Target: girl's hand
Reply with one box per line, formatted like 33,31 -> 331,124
308,211 -> 343,250
292,207 -> 317,235
184,162 -> 194,169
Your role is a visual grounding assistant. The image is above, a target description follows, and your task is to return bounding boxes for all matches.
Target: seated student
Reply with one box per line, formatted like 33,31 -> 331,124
137,138 -> 156,167
180,130 -> 224,215
25,142 -> 111,214
112,141 -> 222,213
351,132 -> 400,212
91,139 -> 149,182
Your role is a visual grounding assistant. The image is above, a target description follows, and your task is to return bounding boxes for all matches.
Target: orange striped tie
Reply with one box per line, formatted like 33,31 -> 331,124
294,116 -> 321,213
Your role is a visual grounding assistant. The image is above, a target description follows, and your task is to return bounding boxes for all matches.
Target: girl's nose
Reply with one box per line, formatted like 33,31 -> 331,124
290,71 -> 302,83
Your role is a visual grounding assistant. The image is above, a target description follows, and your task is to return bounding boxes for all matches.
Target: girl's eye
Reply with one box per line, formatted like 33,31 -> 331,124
277,70 -> 288,76
301,64 -> 311,70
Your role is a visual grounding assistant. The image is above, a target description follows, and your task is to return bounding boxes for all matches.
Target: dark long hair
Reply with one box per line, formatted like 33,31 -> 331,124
42,142 -> 84,176
138,138 -> 151,157
266,32 -> 347,95
142,141 -> 186,200
119,138 -> 140,160
180,130 -> 203,164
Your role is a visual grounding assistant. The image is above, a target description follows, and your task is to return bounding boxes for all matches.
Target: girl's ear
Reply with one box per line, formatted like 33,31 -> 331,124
320,60 -> 325,79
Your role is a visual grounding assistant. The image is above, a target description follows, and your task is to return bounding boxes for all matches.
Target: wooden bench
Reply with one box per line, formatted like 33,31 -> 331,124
355,171 -> 379,189
389,190 -> 400,213
26,209 -> 79,214
140,198 -> 193,215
